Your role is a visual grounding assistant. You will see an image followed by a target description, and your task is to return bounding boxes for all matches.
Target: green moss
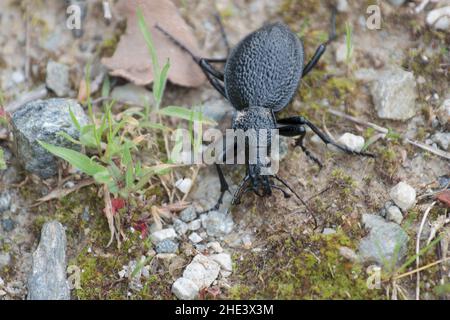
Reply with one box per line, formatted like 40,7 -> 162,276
229,232 -> 384,299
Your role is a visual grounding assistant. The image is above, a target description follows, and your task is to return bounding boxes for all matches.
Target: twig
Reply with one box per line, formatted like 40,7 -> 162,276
393,257 -> 450,280
415,201 -> 436,300
5,85 -> 48,114
326,108 -> 450,160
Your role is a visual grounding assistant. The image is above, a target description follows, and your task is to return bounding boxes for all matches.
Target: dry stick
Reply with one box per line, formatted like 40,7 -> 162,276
415,201 -> 436,300
394,257 -> 450,281
326,108 -> 450,160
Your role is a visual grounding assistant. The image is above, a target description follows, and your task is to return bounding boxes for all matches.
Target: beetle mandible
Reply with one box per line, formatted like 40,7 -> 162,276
156,9 -> 374,212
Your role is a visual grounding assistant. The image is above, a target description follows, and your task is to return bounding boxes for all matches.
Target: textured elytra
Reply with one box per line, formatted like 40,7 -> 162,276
224,22 -> 304,111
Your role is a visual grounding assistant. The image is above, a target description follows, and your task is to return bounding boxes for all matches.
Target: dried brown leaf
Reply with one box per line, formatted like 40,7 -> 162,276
102,0 -> 205,87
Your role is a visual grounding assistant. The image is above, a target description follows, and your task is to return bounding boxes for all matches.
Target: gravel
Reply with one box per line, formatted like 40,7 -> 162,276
188,232 -> 203,244
201,211 -> 234,237
0,191 -> 11,213
337,133 -> 365,152
358,214 -> 409,267
173,219 -> 188,235
46,61 -> 71,97
27,221 -> 70,300
389,181 -> 416,211
370,68 -> 417,121
431,132 -> 450,151
209,253 -> 233,272
426,6 -> 450,31
2,218 -> 16,232
386,205 -> 404,224
179,206 -> 197,222
187,219 -> 202,231
172,277 -> 199,300
182,254 -> 220,289
150,228 -> 177,243
322,228 -> 337,235
11,99 -> 89,178
155,239 -> 179,254
110,83 -> 154,107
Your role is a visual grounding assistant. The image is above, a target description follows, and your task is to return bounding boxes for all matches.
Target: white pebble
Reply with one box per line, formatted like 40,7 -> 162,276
426,7 -> 450,31
172,277 -> 199,300
175,178 -> 193,194
386,205 -> 403,224
187,219 -> 202,231
182,254 -> 220,289
390,182 -> 416,211
210,253 -> 233,272
150,228 -> 177,243
188,232 -> 203,244
337,133 -> 365,152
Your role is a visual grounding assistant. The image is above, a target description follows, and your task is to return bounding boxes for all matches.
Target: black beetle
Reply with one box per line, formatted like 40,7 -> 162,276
156,11 -> 374,212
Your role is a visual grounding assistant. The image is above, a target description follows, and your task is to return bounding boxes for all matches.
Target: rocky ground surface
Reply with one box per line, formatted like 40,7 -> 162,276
0,0 -> 449,300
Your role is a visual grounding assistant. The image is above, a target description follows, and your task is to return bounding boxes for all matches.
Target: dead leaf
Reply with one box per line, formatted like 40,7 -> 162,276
102,0 -> 205,87
436,190 -> 450,208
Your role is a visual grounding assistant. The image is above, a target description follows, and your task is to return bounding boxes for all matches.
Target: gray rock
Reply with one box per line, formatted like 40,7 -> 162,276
180,206 -> 197,222
389,181 -> 416,211
358,214 -> 409,267
155,239 -> 179,254
187,219 -> 202,231
27,221 -> 70,300
426,7 -> 450,31
386,205 -> 403,224
46,61 -> 71,97
110,83 -> 154,107
12,99 -> 89,179
0,191 -> 11,213
431,132 -> 450,151
195,98 -> 234,123
182,254 -> 220,289
2,218 -> 16,232
322,228 -> 337,235
339,246 -> 359,262
172,277 -> 199,300
173,219 -> 188,236
188,232 -> 203,244
336,133 -> 365,152
201,211 -> 234,237
209,253 -> 232,272
370,68 -> 417,120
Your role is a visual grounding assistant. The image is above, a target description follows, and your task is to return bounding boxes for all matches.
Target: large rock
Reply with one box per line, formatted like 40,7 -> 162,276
11,99 -> 88,179
27,221 -> 70,300
358,214 -> 409,267
370,68 -> 417,121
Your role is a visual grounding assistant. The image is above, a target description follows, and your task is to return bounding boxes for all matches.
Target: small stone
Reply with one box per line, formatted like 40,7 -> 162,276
339,246 -> 359,262
11,99 -> 89,178
12,70 -> 25,84
370,68 -> 417,121
335,42 -> 348,63
436,99 -> 450,126
386,205 -> 403,224
150,228 -> 177,243
110,83 -> 154,107
2,218 -> 16,232
46,61 -> 71,97
209,253 -> 232,272
0,191 -> 11,213
241,234 -> 253,249
0,252 -> 11,268
172,277 -> 199,300
431,132 -> 450,151
358,214 -> 409,267
188,232 -> 203,244
187,219 -> 202,231
201,211 -> 234,237
426,6 -> 450,31
337,0 -> 349,12
155,239 -> 179,254
175,178 -> 192,194
322,228 -> 336,235
390,181 -> 416,211
179,206 -> 197,222
337,133 -> 365,152
173,219 -> 188,235
207,242 -> 223,253
27,221 -> 70,300
182,254 -> 220,289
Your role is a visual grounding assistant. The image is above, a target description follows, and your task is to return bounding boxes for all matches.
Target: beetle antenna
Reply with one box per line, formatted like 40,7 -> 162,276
155,24 -> 200,63
274,175 -> 318,228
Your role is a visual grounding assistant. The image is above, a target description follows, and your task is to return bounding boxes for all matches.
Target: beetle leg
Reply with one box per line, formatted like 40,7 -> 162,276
277,116 -> 375,157
278,125 -> 323,168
